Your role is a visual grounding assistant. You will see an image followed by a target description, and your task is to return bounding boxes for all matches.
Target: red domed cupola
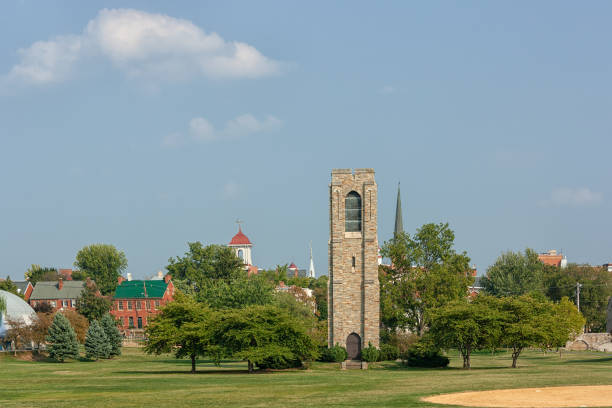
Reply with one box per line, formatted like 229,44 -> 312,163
229,227 -> 252,246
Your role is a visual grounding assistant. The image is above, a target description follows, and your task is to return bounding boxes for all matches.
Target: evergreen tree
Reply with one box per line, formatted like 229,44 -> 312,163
85,320 -> 111,360
100,313 -> 122,357
46,313 -> 80,362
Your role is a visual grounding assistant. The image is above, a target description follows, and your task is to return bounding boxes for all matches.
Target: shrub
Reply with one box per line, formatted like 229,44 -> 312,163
379,343 -> 400,361
402,336 -> 449,368
256,356 -> 303,369
382,331 -> 419,355
319,344 -> 347,362
361,342 -> 380,362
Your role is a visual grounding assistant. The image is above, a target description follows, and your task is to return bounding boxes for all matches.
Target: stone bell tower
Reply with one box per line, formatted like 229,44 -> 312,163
328,168 -> 379,358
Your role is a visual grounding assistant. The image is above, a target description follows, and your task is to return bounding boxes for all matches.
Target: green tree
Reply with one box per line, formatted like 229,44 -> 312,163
196,274 -> 275,309
380,223 -> 473,335
84,320 -> 111,360
24,265 -> 59,285
145,294 -> 216,373
74,244 -> 128,295
167,242 -> 243,293
76,283 -> 112,322
0,277 -> 19,296
428,300 -> 502,369
46,312 -> 80,362
544,264 -> 611,332
209,305 -> 318,373
0,293 -> 6,315
71,270 -> 89,281
477,295 -> 549,368
481,249 -> 549,297
311,276 -> 328,321
260,264 -> 289,285
544,297 -> 585,350
100,313 -> 122,357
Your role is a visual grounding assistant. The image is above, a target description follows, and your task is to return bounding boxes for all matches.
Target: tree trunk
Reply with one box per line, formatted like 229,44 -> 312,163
462,347 -> 471,369
248,360 -> 254,373
511,347 -> 522,368
190,353 -> 196,373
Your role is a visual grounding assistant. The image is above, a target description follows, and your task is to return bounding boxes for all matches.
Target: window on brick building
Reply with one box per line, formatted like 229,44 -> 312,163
345,191 -> 362,232
62,300 -> 68,308
155,300 -> 160,308
128,317 -> 134,328
128,301 -> 132,310
118,301 -> 123,310
137,317 -> 142,329
136,301 -> 141,310
146,300 -> 150,310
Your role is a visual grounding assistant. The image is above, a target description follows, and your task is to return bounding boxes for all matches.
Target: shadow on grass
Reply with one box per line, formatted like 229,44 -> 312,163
375,362 -> 510,371
115,369 -> 270,375
564,356 -> 612,364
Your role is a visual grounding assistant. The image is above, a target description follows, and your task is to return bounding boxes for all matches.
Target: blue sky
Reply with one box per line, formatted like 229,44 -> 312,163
1,1 -> 611,280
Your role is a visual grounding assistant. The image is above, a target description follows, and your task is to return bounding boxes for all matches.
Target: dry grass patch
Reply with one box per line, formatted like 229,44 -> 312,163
423,385 -> 612,408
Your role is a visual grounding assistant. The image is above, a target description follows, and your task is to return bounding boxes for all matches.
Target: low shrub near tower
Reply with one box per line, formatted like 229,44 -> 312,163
402,336 -> 449,368
379,343 -> 400,361
360,342 -> 380,362
318,344 -> 347,362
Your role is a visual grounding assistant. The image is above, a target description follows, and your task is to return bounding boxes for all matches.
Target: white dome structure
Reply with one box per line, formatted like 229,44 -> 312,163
0,290 -> 37,339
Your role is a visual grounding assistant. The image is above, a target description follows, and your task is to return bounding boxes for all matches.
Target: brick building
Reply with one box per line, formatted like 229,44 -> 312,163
13,281 -> 34,301
538,249 -> 567,268
111,274 -> 174,333
29,279 -> 87,311
328,168 -> 379,359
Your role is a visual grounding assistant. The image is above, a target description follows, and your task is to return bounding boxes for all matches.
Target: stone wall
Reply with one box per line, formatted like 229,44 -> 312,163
328,168 -> 380,350
565,333 -> 612,352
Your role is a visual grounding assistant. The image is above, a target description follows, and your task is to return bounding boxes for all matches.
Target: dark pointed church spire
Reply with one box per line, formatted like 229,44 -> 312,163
394,182 -> 403,238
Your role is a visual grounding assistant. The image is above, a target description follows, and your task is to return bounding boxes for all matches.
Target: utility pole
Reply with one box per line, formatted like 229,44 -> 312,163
576,282 -> 582,312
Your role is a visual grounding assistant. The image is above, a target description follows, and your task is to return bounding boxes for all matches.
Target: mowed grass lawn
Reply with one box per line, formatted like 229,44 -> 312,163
1,348 -> 611,408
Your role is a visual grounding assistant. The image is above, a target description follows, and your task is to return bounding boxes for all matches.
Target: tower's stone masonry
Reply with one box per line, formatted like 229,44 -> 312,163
328,168 -> 379,350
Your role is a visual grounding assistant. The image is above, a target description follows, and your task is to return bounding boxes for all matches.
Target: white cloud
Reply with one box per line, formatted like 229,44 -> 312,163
189,117 -> 216,141
5,8 -> 280,85
542,187 -> 603,207
379,85 -> 396,94
164,113 -> 281,145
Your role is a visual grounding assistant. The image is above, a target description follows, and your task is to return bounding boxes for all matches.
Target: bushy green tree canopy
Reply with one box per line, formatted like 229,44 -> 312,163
544,263 -> 611,332
145,294 -> 216,373
167,242 -> 243,291
0,277 -> 19,296
481,249 -> 548,296
24,265 -> 59,285
74,244 -> 127,295
209,305 -> 318,372
380,223 -> 472,335
428,299 -> 501,369
76,283 -> 111,322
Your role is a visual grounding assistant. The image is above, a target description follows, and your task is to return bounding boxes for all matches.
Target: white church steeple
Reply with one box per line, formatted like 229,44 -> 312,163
308,241 -> 315,278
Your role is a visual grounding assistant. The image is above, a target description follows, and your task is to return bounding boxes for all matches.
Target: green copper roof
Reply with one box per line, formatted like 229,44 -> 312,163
113,280 -> 167,299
